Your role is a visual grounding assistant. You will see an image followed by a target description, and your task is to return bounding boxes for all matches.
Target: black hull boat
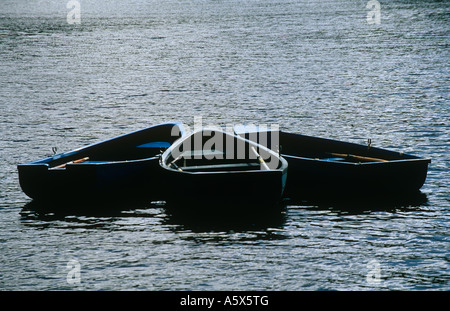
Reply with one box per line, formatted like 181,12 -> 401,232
18,121 -> 430,206
160,128 -> 288,207
235,126 -> 431,199
17,122 -> 185,203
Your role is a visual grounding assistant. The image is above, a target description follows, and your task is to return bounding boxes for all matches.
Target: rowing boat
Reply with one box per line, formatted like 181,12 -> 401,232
234,125 -> 431,199
160,128 -> 288,206
17,122 -> 185,202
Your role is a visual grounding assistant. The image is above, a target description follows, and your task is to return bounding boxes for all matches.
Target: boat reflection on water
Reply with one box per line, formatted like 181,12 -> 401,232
19,199 -> 147,223
20,188 -> 428,230
164,200 -> 288,233
19,198 -> 289,233
285,190 -> 429,214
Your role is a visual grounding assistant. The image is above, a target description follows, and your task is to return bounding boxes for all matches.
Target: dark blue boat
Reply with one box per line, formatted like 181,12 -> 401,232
17,122 -> 186,203
235,126 -> 431,199
160,128 -> 288,206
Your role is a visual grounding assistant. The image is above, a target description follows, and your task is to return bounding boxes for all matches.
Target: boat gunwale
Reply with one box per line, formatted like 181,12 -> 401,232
234,127 -> 431,164
17,122 -> 186,169
282,154 -> 431,166
279,131 -> 431,161
160,128 -> 288,175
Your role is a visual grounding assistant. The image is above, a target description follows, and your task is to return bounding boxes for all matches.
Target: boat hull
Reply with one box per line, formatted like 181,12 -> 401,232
160,129 -> 288,207
17,122 -> 185,203
235,127 -> 431,199
162,168 -> 287,206
283,154 -> 430,198
18,158 -> 165,203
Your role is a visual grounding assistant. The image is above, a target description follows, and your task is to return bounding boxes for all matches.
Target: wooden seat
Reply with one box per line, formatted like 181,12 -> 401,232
181,162 -> 260,172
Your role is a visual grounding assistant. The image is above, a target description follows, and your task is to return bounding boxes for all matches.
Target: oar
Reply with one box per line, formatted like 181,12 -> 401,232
250,146 -> 270,170
169,161 -> 183,171
328,152 -> 387,163
52,157 -> 89,169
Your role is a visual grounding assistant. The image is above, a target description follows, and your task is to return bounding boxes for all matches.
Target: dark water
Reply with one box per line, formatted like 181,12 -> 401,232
1,0 -> 449,290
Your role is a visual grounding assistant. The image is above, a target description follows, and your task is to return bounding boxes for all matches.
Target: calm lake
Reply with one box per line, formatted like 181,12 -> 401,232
0,0 -> 448,290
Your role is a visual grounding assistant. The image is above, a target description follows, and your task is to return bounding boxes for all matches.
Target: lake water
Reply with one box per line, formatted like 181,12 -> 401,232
0,0 -> 448,291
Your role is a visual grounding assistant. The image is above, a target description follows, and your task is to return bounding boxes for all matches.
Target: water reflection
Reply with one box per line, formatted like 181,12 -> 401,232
21,198 -> 146,217
286,191 -> 429,214
164,201 -> 288,233
20,198 -> 288,234
19,198 -> 157,230
161,201 -> 289,245
20,190 -> 427,231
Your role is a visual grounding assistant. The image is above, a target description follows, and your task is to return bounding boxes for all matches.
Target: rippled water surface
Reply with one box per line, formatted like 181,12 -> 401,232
0,0 -> 449,290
